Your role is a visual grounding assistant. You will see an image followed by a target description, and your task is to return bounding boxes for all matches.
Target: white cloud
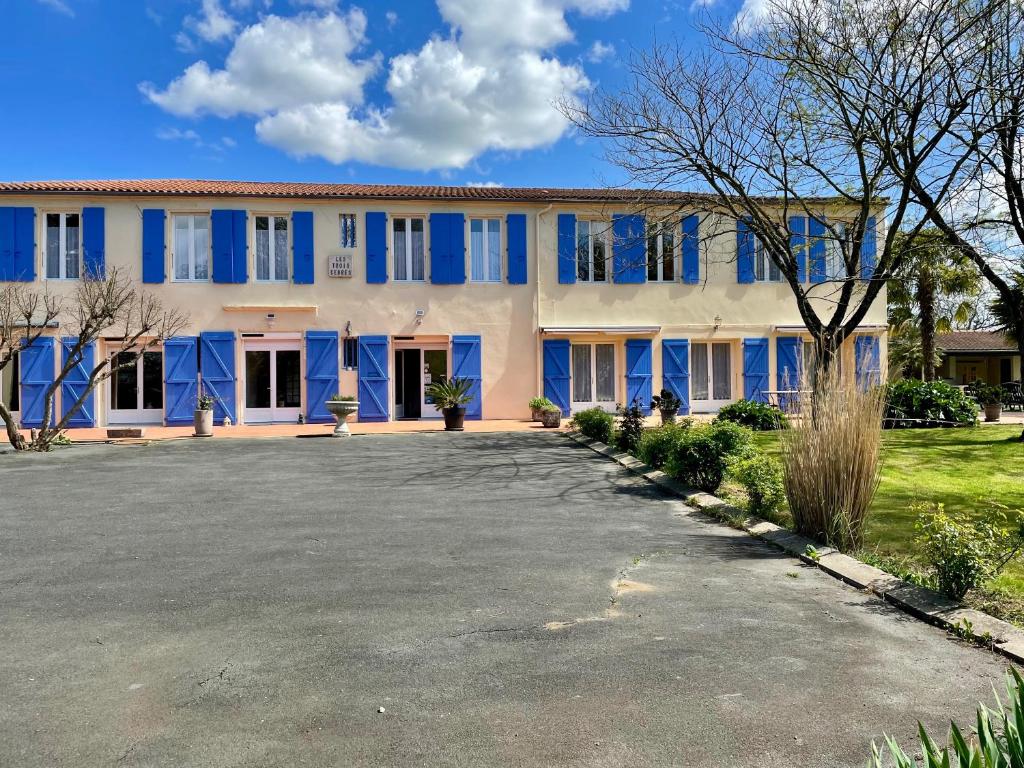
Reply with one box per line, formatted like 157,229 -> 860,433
191,0 -> 238,42
385,10 -> 398,28
292,0 -> 340,8
732,0 -> 773,34
586,40 -> 615,63
143,1 -> 629,170
156,127 -> 202,142
36,0 -> 74,17
466,181 -> 504,188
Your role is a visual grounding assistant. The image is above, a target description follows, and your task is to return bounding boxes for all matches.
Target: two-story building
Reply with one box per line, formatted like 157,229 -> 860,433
0,180 -> 887,429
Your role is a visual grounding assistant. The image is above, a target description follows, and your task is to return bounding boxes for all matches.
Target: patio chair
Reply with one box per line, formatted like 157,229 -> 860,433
1005,382 -> 1024,412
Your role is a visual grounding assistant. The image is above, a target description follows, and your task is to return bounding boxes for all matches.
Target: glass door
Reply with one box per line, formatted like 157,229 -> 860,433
691,342 -> 733,411
244,344 -> 301,423
421,348 -> 448,418
571,343 -> 616,412
108,350 -> 163,424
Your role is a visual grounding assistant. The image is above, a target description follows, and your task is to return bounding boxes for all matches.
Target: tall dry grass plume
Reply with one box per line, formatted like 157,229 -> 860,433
780,363 -> 885,552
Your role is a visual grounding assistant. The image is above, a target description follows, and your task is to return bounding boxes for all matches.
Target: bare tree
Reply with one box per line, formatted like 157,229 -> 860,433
0,269 -> 188,451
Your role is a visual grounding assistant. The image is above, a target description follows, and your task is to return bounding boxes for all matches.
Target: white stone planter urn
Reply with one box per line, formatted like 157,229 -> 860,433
325,400 -> 359,437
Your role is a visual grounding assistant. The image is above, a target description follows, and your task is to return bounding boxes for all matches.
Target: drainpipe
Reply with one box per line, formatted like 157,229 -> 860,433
535,204 -> 554,402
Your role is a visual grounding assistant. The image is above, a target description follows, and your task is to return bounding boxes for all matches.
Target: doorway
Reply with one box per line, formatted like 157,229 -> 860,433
244,342 -> 301,423
691,341 -> 733,412
394,346 -> 449,419
571,343 -> 616,412
109,350 -> 163,425
1,352 -> 19,423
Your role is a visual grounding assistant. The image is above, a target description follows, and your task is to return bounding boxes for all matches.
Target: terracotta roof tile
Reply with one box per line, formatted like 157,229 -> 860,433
936,331 -> 1018,353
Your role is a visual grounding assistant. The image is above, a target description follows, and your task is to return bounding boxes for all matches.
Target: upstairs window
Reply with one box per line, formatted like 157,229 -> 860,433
255,215 -> 289,282
392,217 -> 425,282
825,223 -> 848,280
754,237 -> 782,283
646,222 -> 676,282
576,220 -> 608,282
470,218 -> 501,282
45,212 -> 80,280
339,213 -> 357,248
173,214 -> 210,281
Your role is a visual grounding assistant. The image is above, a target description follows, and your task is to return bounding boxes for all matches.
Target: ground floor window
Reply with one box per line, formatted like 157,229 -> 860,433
1,354 -> 19,413
342,337 -> 358,370
109,350 -> 163,424
572,343 -> 615,411
244,346 -> 301,423
691,342 -> 732,408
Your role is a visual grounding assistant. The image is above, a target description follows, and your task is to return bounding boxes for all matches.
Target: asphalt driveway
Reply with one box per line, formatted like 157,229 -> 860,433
0,432 -> 1008,767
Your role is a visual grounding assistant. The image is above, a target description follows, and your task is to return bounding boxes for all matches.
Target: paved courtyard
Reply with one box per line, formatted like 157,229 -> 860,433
0,432 -> 1009,767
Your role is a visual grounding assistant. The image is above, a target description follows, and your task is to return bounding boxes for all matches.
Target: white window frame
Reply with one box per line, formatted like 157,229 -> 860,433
392,215 -> 426,283
576,220 -> 609,283
691,341 -> 734,411
108,348 -> 164,425
754,238 -> 783,283
43,211 -> 82,281
646,223 -> 678,282
254,214 -> 290,283
339,213 -> 357,249
469,217 -> 502,283
172,214 -> 211,283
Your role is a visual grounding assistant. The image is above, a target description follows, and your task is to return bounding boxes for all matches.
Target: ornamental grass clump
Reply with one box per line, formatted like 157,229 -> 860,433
780,364 -> 884,552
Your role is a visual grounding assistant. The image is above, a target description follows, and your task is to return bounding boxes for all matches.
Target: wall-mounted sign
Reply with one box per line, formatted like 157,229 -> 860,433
328,253 -> 353,278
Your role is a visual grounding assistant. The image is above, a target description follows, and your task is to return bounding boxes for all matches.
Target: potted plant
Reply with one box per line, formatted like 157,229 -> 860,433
975,382 -> 1005,422
425,378 -> 474,431
529,396 -> 556,422
194,393 -> 214,437
325,394 -> 360,437
540,405 -> 562,428
651,388 -> 682,425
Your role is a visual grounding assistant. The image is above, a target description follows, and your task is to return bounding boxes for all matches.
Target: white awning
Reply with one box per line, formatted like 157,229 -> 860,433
540,326 -> 661,335
773,324 -> 887,333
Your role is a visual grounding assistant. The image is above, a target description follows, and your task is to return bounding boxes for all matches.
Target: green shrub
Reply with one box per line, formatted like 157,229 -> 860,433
636,420 -> 692,469
615,402 -> 646,454
729,453 -> 785,516
884,379 -> 978,427
570,407 -> 614,444
664,421 -> 753,493
914,502 -> 1024,600
715,399 -> 787,431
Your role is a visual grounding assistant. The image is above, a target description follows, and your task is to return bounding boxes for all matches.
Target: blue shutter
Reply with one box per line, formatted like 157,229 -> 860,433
14,207 -> 35,281
60,338 -> 95,427
365,212 -> 388,284
625,339 -> 653,413
199,331 -> 237,423
142,209 -> 166,284
737,218 -> 755,284
789,216 -> 807,283
855,335 -> 881,389
859,216 -> 877,280
543,339 -> 571,416
305,330 -> 339,423
743,338 -> 770,403
0,207 -> 13,281
429,213 -> 465,284
211,210 -> 247,283
662,339 -> 690,415
357,335 -> 389,422
776,336 -> 801,410
506,213 -> 527,284
612,214 -> 646,283
557,213 -> 577,284
451,335 -> 482,419
681,215 -> 699,284
292,211 -> 314,284
164,337 -> 199,426
231,210 -> 247,283
448,213 -> 466,284
809,217 -> 827,284
82,207 -> 105,279
19,336 -> 55,428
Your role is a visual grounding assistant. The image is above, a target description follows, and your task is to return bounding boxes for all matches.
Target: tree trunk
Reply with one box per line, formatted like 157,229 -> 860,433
0,400 -> 26,450
918,270 -> 937,381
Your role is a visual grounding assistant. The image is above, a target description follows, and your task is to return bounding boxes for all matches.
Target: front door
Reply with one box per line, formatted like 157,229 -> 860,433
571,343 -> 616,412
691,342 -> 733,411
109,350 -> 164,424
244,344 -> 301,423
421,348 -> 448,418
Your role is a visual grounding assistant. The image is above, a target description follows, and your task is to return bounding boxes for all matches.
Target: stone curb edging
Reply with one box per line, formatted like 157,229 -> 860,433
564,430 -> 1024,664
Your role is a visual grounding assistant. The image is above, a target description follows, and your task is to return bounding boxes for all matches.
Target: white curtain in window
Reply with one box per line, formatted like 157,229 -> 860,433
487,219 -> 501,280
256,217 -> 270,281
692,343 -> 709,400
411,219 -> 425,281
572,344 -> 592,402
46,214 -> 60,279
193,217 -> 209,280
393,219 -> 407,281
596,344 -> 615,402
65,214 -> 80,278
470,219 -> 484,280
274,216 -> 288,280
712,343 -> 731,400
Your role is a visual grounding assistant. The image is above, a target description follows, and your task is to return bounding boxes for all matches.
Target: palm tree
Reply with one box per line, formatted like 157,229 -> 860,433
889,229 -> 981,380
991,272 -> 1024,348
887,324 -> 942,380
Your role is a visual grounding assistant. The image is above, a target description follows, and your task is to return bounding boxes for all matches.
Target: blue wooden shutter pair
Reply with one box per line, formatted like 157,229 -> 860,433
0,207 -> 36,282
681,215 -> 700,284
612,214 -> 646,284
142,209 -> 166,284
855,335 -> 881,389
82,207 -> 105,278
736,218 -> 755,284
292,211 -> 315,285
199,331 -> 237,422
776,336 -> 801,410
452,335 -> 482,419
357,335 -> 389,422
859,216 -> 877,280
557,214 -> 577,284
60,338 -> 96,427
662,339 -> 690,415
429,213 -> 466,284
365,212 -> 388,284
625,339 -> 653,414
809,217 -> 827,283
305,330 -> 339,423
542,339 -> 571,416
506,213 -> 527,284
789,216 -> 807,283
19,336 -> 55,428
211,210 -> 247,284
164,336 -> 199,425
742,338 -> 770,403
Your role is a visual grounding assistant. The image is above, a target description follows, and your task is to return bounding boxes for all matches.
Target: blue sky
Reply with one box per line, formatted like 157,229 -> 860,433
3,0 -> 747,188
